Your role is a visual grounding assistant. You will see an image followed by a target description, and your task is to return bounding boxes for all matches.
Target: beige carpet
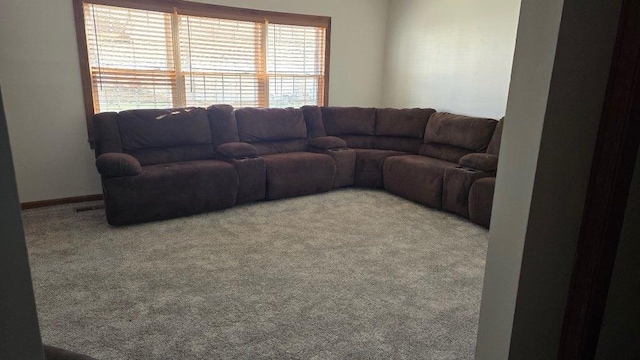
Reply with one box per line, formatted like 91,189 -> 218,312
23,188 -> 488,359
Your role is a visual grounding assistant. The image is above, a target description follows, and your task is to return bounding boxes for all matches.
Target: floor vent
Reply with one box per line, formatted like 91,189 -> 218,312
75,204 -> 105,212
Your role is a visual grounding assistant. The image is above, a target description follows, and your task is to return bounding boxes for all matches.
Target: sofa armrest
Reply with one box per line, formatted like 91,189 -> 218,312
308,136 -> 347,150
458,153 -> 498,172
216,142 -> 258,158
96,153 -> 142,177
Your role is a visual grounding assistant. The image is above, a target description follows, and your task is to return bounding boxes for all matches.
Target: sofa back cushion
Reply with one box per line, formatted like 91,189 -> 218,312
487,117 -> 505,156
321,107 -> 376,135
321,107 -> 376,149
424,112 -> 497,151
375,108 -> 435,138
206,104 -> 239,147
301,105 -> 326,138
234,107 -> 307,155
116,108 -> 215,165
235,107 -> 306,142
118,108 -> 211,149
374,108 -> 436,153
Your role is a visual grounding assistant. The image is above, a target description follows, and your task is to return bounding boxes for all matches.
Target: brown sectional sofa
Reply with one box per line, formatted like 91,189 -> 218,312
384,113 -> 497,210
314,107 -> 436,188
93,106 -> 503,227
93,108 -> 239,225
226,107 -> 338,200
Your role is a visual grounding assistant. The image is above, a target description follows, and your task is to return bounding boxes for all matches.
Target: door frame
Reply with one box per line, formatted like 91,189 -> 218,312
558,0 -> 640,357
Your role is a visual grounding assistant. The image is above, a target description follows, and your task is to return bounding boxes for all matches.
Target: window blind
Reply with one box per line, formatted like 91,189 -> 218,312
84,4 -> 176,112
179,16 -> 263,108
267,24 -> 326,108
80,2 -> 328,115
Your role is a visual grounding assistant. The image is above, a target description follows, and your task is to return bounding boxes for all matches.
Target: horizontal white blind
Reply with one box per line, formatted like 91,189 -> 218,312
84,4 -> 176,112
82,2 -> 327,113
267,24 -> 325,108
179,16 -> 263,108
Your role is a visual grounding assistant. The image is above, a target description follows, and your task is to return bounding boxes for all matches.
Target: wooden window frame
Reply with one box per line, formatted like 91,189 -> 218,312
72,0 -> 331,147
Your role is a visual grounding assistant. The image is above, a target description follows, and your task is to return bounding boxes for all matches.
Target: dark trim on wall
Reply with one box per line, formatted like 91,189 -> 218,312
558,0 -> 640,357
324,19 -> 331,106
77,0 -> 332,26
72,0 -> 96,149
21,194 -> 103,210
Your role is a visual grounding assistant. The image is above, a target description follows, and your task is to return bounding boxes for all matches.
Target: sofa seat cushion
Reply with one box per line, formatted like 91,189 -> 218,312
419,143 -> 473,163
383,155 -> 458,208
101,160 -> 238,225
262,152 -> 336,200
338,135 -> 375,149
458,153 -> 499,172
354,149 -> 409,188
309,136 -> 347,150
469,177 -> 496,228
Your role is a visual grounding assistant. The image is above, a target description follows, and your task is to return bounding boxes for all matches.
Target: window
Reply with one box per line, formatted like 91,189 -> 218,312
72,0 -> 330,144
83,5 -> 177,111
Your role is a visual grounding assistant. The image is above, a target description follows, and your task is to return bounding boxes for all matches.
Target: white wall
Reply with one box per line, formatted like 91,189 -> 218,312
0,0 -> 389,203
0,1 -> 101,203
381,0 -> 520,118
475,0 -> 563,356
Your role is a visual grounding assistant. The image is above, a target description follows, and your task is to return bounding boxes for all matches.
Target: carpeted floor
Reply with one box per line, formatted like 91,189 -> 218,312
23,189 -> 488,360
